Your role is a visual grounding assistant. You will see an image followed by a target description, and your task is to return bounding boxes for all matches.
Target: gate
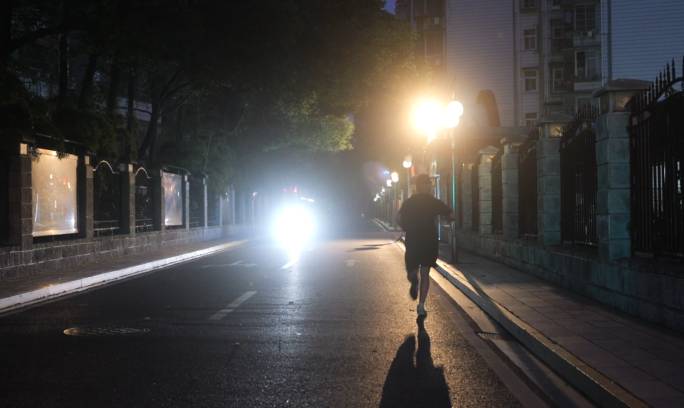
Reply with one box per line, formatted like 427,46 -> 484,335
630,58 -> 684,257
560,104 -> 599,246
93,161 -> 121,236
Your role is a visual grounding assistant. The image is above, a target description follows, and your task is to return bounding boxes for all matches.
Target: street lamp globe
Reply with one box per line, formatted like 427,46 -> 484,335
403,154 -> 412,169
386,179 -> 392,187
444,101 -> 464,128
414,102 -> 443,132
391,171 -> 399,183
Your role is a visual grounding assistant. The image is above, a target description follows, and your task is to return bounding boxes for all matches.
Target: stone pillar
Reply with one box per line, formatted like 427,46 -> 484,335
477,146 -> 499,234
460,163 -> 473,229
230,187 -> 236,225
593,80 -> 650,260
501,134 -> 527,238
182,174 -> 190,230
536,114 -> 572,246
152,169 -> 164,232
119,163 -> 135,235
77,155 -> 94,239
216,191 -> 223,227
4,139 -> 33,249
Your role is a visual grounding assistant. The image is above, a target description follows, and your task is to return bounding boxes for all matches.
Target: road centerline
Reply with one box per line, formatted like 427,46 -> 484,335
208,291 -> 257,321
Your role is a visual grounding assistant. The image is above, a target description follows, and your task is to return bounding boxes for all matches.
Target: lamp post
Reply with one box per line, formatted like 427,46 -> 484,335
403,154 -> 412,199
391,171 -> 399,229
444,101 -> 464,263
414,100 -> 464,263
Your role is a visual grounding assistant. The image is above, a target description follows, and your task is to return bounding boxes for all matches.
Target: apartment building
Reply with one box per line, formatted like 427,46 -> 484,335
400,0 -> 684,126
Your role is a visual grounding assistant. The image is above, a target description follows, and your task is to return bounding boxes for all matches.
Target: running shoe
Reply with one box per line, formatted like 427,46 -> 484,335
417,304 -> 427,316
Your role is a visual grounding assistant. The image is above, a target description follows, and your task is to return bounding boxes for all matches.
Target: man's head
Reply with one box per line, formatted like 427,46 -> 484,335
415,174 -> 432,194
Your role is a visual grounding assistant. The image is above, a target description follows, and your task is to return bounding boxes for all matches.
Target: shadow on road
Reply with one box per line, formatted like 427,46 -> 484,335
378,317 -> 452,408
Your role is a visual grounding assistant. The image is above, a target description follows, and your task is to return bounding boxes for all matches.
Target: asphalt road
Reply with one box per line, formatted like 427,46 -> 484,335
1,217 -> 547,407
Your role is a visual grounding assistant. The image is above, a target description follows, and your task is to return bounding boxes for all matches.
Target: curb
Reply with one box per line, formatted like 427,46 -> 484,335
0,238 -> 254,314
398,237 -> 646,408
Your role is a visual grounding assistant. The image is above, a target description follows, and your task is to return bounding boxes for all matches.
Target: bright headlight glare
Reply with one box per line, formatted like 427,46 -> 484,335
275,207 -> 313,246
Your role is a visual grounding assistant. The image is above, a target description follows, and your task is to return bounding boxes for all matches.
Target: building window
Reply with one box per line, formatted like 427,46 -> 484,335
524,29 -> 537,50
552,68 -> 564,92
552,26 -> 563,39
425,32 -> 443,56
524,70 -> 537,91
575,5 -> 596,31
525,112 -> 538,127
522,0 -> 536,9
576,50 -> 598,79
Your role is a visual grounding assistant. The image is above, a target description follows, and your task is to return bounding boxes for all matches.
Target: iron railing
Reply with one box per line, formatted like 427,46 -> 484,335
93,161 -> 121,236
189,177 -> 203,228
471,162 -> 480,231
560,104 -> 600,247
630,58 -> 684,257
518,129 -> 540,238
134,167 -> 154,232
491,149 -> 504,234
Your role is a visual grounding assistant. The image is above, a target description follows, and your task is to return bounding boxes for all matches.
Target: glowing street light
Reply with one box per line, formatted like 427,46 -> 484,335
386,179 -> 392,187
403,154 -> 412,199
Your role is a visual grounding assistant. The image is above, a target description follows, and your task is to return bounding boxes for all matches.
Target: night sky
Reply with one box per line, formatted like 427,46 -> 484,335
384,0 -> 396,14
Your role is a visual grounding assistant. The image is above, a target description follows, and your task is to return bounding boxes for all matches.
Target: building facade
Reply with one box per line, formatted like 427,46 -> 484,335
399,0 -> 684,126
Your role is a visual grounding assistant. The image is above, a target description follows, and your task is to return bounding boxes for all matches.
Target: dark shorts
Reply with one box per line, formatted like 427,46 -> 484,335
404,235 -> 438,269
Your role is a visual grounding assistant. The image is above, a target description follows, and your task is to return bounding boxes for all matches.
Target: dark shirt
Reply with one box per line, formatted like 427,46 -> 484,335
397,193 -> 452,243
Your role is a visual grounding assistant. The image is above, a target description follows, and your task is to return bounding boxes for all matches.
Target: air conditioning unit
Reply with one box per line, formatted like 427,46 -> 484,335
427,17 -> 440,26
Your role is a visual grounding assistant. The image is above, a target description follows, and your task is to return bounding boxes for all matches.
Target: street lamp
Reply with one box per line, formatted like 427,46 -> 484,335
391,171 -> 399,229
403,154 -> 412,199
414,100 -> 464,263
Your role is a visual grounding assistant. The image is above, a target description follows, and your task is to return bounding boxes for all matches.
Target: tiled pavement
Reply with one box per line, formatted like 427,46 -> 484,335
434,242 -> 684,408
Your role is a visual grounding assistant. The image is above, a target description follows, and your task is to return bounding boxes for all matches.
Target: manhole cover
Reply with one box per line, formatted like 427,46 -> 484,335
63,327 -> 151,336
476,331 -> 516,342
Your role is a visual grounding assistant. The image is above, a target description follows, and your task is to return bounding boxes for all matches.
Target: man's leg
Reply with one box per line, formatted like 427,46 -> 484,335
418,266 -> 431,305
407,267 -> 419,300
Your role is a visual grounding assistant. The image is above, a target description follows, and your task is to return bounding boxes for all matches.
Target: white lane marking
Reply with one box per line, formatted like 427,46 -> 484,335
208,291 -> 257,321
244,263 -> 257,267
229,260 -> 244,265
346,259 -> 359,267
281,259 -> 298,269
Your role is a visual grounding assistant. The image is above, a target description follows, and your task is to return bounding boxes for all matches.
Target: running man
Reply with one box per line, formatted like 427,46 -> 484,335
396,174 -> 458,316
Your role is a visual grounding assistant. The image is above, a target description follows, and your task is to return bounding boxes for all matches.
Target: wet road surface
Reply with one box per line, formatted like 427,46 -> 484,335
1,217 -> 550,407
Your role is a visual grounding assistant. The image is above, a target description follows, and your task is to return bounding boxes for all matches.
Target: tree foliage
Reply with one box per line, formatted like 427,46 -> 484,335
2,0 -> 428,194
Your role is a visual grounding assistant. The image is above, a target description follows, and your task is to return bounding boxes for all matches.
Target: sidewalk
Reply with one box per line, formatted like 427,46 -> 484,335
373,218 -> 684,407
0,235 -> 258,313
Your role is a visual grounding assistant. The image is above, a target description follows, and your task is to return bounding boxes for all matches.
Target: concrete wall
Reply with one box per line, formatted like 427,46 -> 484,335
457,230 -> 684,332
0,226 -> 223,280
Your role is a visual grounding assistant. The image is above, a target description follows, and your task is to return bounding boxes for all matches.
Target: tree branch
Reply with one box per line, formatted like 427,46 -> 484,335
131,108 -> 153,116
159,68 -> 181,99
1,24 -> 71,58
164,80 -> 191,100
161,94 -> 192,116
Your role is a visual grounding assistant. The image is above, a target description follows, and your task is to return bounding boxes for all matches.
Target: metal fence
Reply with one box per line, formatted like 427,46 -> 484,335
0,157 -> 8,241
518,129 -> 539,238
560,104 -> 600,247
630,58 -> 684,257
491,149 -> 503,234
93,161 -> 121,236
471,162 -> 480,231
189,177 -> 203,228
134,167 -> 154,232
